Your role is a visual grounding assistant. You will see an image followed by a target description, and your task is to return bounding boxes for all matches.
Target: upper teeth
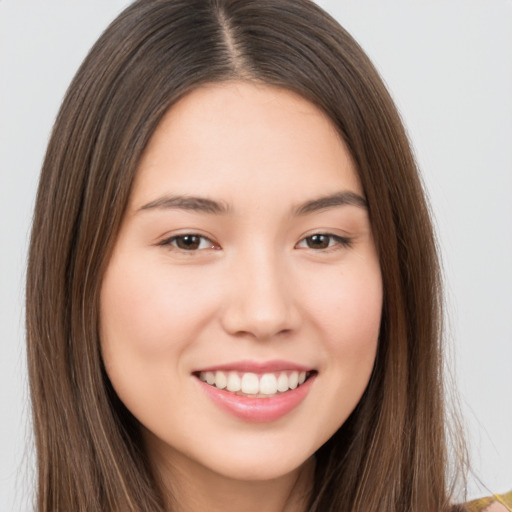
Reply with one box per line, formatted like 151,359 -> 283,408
198,370 -> 308,396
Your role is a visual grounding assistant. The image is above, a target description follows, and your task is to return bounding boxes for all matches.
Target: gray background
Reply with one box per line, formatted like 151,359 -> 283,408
1,1 -> 511,510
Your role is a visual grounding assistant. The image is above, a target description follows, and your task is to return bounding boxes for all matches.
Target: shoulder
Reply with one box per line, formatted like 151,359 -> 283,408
483,504 -> 510,512
464,491 -> 512,512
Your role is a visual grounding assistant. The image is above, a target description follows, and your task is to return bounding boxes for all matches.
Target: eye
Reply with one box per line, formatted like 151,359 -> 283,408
296,233 -> 352,250
159,234 -> 217,251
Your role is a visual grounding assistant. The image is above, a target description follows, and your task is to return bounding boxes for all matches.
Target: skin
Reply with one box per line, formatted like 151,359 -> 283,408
100,81 -> 383,512
484,504 -> 509,512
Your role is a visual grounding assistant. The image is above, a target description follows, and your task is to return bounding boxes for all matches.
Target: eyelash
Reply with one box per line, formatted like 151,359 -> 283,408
158,234 -> 218,251
296,233 -> 353,251
158,233 -> 352,252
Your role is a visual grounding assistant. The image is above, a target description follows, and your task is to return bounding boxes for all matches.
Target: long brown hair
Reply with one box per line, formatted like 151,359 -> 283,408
26,0 -> 466,510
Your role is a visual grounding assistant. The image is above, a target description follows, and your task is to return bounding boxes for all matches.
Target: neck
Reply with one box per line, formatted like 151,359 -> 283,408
149,445 -> 315,512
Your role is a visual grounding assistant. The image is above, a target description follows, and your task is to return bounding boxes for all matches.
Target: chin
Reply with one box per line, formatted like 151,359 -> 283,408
203,450 -> 313,482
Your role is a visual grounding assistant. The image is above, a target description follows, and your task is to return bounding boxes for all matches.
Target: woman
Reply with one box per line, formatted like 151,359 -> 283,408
25,0 -> 506,510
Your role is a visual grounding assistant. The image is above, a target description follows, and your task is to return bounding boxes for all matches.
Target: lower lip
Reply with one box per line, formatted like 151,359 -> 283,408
196,374 -> 316,423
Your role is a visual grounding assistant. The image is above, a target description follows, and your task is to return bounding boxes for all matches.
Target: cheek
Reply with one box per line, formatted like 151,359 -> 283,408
333,272 -> 382,357
99,254 -> 221,431
297,257 -> 382,425
99,256 -> 217,357
98,253 -> 221,417
301,258 -> 382,351
313,290 -> 381,451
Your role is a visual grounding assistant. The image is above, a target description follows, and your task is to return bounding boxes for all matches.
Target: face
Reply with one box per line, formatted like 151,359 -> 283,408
100,82 -> 382,484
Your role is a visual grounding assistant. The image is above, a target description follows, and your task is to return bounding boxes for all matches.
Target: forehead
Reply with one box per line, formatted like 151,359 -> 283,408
130,81 -> 362,209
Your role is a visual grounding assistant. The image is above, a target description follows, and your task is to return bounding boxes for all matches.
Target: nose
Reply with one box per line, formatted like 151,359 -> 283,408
220,248 -> 301,340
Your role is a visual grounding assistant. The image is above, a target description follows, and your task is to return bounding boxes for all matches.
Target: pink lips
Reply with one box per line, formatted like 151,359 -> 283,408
193,360 -> 316,423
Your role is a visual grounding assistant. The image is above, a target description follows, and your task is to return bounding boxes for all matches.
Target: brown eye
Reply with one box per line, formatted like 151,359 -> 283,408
296,233 -> 352,251
175,235 -> 201,250
305,234 -> 330,249
160,234 -> 216,251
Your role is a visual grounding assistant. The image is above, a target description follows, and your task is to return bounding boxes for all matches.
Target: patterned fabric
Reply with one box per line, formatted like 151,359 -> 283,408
464,490 -> 512,512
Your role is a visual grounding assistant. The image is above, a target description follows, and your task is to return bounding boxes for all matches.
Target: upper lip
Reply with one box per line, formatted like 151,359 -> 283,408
193,360 -> 314,374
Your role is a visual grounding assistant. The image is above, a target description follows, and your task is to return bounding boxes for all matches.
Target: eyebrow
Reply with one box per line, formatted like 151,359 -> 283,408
293,191 -> 367,215
139,195 -> 230,214
138,191 -> 367,216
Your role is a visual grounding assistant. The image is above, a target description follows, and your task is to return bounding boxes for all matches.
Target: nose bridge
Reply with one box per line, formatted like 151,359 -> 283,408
221,241 -> 299,340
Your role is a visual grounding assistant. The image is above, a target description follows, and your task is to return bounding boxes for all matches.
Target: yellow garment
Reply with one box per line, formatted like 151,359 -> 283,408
465,490 -> 512,512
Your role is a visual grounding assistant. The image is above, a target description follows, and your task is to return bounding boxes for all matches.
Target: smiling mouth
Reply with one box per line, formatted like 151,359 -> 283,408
194,370 -> 315,398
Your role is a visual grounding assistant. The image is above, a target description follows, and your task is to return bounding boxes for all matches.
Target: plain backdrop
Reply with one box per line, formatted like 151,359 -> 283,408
1,1 -> 511,510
